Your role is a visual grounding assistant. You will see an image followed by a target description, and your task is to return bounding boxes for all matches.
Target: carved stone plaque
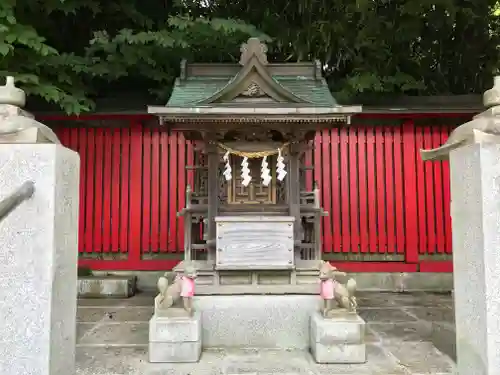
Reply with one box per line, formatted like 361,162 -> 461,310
215,216 -> 294,270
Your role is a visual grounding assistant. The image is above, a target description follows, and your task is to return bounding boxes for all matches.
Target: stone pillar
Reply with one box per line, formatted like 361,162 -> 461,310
0,77 -> 80,375
420,76 -> 500,375
449,143 -> 500,375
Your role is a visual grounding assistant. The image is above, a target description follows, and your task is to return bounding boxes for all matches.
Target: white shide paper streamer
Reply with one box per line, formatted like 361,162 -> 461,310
260,156 -> 272,186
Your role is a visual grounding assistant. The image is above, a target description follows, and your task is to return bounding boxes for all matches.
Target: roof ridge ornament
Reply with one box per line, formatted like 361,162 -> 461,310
239,37 -> 268,66
240,82 -> 266,97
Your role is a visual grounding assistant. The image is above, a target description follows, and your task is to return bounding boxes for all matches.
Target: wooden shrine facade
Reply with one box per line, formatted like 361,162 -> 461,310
147,38 -> 361,289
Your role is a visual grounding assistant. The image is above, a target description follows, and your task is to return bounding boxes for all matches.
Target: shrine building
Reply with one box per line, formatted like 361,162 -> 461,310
38,37 -> 483,290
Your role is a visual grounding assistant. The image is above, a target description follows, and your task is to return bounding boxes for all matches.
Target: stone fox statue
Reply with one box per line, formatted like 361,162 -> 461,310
155,264 -> 197,317
319,261 -> 357,316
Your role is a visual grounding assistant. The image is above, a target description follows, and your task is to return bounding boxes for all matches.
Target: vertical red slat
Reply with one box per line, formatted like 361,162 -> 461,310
314,133 -> 323,250
415,126 -> 427,255
77,127 -> 87,253
423,126 -> 436,253
68,127 -> 79,151
160,132 -> 170,252
393,124 -> 405,254
357,127 -> 368,253
349,127 -> 359,253
59,128 -> 70,146
433,128 -> 445,254
442,125 -> 452,254
129,123 -> 144,266
340,127 -> 350,253
85,128 -> 95,253
111,128 -> 121,252
375,128 -> 387,253
177,133 -> 186,252
366,126 -> 377,254
102,129 -> 113,253
93,128 -> 104,252
330,129 -> 341,253
384,127 -> 395,253
150,130 -> 161,253
168,132 -> 178,252
321,130 -> 332,252
119,128 -> 131,254
142,128 -> 152,253
402,121 -> 419,263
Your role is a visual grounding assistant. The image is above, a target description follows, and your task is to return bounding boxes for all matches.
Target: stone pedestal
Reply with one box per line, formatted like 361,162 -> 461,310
449,143 -> 500,375
0,144 -> 80,375
309,311 -> 366,364
149,311 -> 202,363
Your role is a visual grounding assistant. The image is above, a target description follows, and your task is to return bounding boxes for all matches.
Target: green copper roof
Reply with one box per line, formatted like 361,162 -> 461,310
166,76 -> 337,107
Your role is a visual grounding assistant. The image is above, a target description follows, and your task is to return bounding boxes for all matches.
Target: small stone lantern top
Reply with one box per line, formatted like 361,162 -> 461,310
483,75 -> 500,108
0,76 -> 26,108
0,76 -> 60,144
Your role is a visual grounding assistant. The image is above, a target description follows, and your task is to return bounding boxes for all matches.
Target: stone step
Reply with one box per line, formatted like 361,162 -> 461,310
77,306 -> 153,322
77,302 -> 153,347
78,275 -> 137,298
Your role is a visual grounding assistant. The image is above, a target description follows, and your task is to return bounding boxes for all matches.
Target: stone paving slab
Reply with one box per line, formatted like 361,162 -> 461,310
368,322 -> 434,342
403,307 -> 455,323
383,341 -> 455,374
358,308 -> 418,323
75,292 -> 456,374
76,346 -> 416,375
79,322 -> 149,346
77,306 -> 154,322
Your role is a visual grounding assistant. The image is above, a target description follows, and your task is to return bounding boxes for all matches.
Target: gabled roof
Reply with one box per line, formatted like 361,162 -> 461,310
197,54 -> 310,105
166,75 -> 336,108
148,38 -> 361,123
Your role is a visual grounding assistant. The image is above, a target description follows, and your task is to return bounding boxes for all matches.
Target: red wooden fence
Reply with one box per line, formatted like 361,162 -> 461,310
312,120 -> 455,272
46,114 -> 466,272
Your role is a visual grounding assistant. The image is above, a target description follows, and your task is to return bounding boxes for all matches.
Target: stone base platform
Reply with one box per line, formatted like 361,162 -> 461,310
310,311 -> 366,364
78,275 -> 137,298
149,312 -> 202,363
165,261 -> 454,295
197,295 -> 319,349
174,260 -> 320,295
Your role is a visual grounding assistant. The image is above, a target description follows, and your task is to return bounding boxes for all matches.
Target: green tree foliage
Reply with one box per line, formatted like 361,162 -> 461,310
0,0 -> 268,113
205,0 -> 500,100
0,0 -> 499,113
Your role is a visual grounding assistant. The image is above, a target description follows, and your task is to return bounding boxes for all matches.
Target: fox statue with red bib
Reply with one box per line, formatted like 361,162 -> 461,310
319,261 -> 357,318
